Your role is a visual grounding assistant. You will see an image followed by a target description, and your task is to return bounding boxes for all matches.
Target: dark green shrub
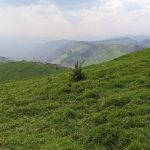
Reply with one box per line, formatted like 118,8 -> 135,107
71,61 -> 85,82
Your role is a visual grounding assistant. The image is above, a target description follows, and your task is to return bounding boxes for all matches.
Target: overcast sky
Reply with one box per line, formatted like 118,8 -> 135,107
0,0 -> 150,40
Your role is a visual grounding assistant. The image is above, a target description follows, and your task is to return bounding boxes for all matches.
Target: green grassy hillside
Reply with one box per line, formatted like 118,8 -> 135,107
0,49 -> 150,150
0,61 -> 64,82
53,42 -> 143,67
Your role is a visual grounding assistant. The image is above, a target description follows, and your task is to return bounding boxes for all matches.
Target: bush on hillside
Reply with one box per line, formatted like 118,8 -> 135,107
70,61 -> 85,82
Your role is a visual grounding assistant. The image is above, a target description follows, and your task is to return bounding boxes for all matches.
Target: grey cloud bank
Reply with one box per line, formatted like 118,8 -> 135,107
0,0 -> 150,39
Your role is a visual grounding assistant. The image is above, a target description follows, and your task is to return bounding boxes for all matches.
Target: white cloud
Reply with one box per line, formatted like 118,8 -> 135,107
0,0 -> 150,39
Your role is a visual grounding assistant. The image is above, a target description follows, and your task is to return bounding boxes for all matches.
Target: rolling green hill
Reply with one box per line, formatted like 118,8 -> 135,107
0,61 -> 64,82
0,49 -> 150,149
35,38 -> 144,67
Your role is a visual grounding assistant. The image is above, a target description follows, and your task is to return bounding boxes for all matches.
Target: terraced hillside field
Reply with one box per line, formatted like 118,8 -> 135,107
0,49 -> 150,150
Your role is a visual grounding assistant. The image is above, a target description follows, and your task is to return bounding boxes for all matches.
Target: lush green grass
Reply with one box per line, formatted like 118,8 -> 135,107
0,49 -> 150,149
0,61 -> 65,83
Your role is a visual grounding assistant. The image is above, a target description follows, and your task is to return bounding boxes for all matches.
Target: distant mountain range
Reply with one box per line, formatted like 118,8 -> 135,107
0,36 -> 150,67
0,56 -> 10,62
32,37 -> 149,66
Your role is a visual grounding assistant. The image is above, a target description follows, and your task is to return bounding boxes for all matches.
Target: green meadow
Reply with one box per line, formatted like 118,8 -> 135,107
0,49 -> 150,150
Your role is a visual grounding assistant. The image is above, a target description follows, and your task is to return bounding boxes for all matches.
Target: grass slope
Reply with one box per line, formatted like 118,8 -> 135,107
0,61 -> 64,83
0,49 -> 150,150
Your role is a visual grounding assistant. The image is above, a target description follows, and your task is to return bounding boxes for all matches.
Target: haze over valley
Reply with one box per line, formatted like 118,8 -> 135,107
0,35 -> 150,67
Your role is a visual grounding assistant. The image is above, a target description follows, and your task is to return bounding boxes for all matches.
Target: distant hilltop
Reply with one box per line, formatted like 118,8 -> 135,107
0,36 -> 150,67
0,56 -> 11,62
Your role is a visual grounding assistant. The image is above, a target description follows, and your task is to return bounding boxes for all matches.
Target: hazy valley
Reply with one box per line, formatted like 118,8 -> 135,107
0,36 -> 150,67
